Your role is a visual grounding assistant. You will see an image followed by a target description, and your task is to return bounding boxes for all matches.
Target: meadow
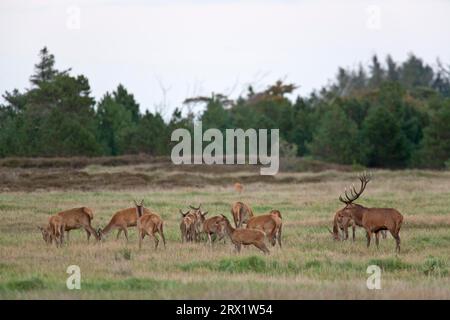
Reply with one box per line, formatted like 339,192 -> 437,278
0,158 -> 449,299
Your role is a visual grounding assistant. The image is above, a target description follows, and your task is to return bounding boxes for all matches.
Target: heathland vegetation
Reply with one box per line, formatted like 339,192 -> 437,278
1,48 -> 449,169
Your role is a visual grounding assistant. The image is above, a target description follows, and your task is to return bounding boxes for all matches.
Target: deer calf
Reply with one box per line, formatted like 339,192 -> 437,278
246,210 -> 282,247
135,200 -> 166,250
202,215 -> 227,246
231,201 -> 254,228
221,215 -> 269,254
39,215 -> 65,247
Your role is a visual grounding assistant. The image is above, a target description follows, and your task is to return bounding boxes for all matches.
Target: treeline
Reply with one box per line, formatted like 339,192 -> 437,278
1,48 -> 449,169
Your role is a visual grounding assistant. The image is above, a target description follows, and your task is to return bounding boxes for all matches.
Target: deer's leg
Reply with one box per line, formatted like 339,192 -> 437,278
86,230 -> 91,243
255,242 -> 270,255
366,230 -> 372,248
394,233 -> 401,253
66,231 -> 70,243
123,228 -> 129,242
352,225 -> 356,242
277,225 -> 282,248
138,231 -> 143,250
382,230 -> 387,239
153,233 -> 160,249
85,224 -> 99,242
208,233 -> 213,247
375,232 -> 380,248
116,229 -> 122,240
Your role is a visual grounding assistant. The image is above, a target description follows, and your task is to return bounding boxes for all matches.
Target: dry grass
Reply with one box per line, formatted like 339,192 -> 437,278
0,165 -> 449,299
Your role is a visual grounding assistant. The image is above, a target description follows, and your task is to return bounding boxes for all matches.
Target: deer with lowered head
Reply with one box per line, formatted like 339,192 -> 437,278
220,215 -> 270,254
329,172 -> 403,252
134,200 -> 166,250
38,215 -> 65,247
246,209 -> 283,247
55,207 -> 99,242
202,215 -> 227,246
231,201 -> 254,228
98,203 -> 156,241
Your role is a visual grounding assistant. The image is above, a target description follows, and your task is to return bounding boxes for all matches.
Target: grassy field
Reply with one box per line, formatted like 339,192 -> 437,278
0,161 -> 449,299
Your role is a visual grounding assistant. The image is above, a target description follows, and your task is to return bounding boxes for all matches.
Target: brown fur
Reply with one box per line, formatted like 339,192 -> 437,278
99,207 -> 153,241
38,215 -> 65,247
56,207 -> 99,242
137,213 -> 166,250
246,212 -> 282,247
231,201 -> 254,228
334,204 -> 403,252
202,215 -> 226,246
179,206 -> 208,242
221,215 -> 269,254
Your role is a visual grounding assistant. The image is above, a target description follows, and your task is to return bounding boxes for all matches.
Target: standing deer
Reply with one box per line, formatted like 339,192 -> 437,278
330,172 -> 403,252
38,215 -> 65,247
56,207 -> 99,242
98,205 -> 153,241
202,215 -> 227,246
220,215 -> 269,254
135,200 -> 166,250
179,205 -> 208,242
179,209 -> 195,243
231,201 -> 254,228
246,210 -> 282,247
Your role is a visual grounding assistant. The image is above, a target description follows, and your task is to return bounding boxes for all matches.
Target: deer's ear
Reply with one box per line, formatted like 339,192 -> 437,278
202,211 -> 208,217
133,200 -> 138,207
140,199 -> 144,206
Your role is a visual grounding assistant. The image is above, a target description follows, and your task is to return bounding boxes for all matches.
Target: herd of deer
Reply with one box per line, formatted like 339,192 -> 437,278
38,172 -> 404,254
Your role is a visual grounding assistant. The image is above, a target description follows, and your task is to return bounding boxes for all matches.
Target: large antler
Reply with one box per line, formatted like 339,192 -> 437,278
339,172 -> 372,205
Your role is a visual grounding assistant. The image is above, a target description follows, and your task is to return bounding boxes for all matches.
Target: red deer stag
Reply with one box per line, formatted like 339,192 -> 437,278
134,200 -> 166,250
220,215 -> 269,254
56,207 -> 99,242
231,201 -> 254,228
246,210 -> 282,247
330,172 -> 403,252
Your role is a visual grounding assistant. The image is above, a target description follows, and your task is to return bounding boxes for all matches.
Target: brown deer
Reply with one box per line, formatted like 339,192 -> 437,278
135,200 -> 166,250
330,172 -> 403,252
234,182 -> 243,194
331,210 -> 387,241
179,209 -> 195,243
202,215 -> 227,246
246,210 -> 282,247
231,201 -> 254,228
179,205 -> 208,242
220,215 -> 270,254
98,205 -> 153,241
38,215 -> 65,247
56,207 -> 99,242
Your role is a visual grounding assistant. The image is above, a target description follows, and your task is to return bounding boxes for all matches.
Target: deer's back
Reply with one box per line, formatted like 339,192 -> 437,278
232,228 -> 265,244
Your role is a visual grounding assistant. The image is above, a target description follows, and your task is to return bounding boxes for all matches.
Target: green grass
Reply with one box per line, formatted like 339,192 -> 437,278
1,168 -> 450,299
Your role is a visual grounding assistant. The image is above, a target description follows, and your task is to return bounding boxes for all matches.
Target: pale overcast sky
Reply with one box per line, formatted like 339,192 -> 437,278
1,0 -> 449,118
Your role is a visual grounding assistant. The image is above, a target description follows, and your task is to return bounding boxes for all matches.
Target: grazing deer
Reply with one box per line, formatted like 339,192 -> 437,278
246,210 -> 283,247
331,211 -> 387,241
38,215 -> 65,247
234,182 -> 243,194
98,205 -> 153,241
56,207 -> 99,242
330,172 -> 403,252
231,201 -> 254,228
202,215 -> 227,246
220,215 -> 270,254
135,200 -> 166,250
